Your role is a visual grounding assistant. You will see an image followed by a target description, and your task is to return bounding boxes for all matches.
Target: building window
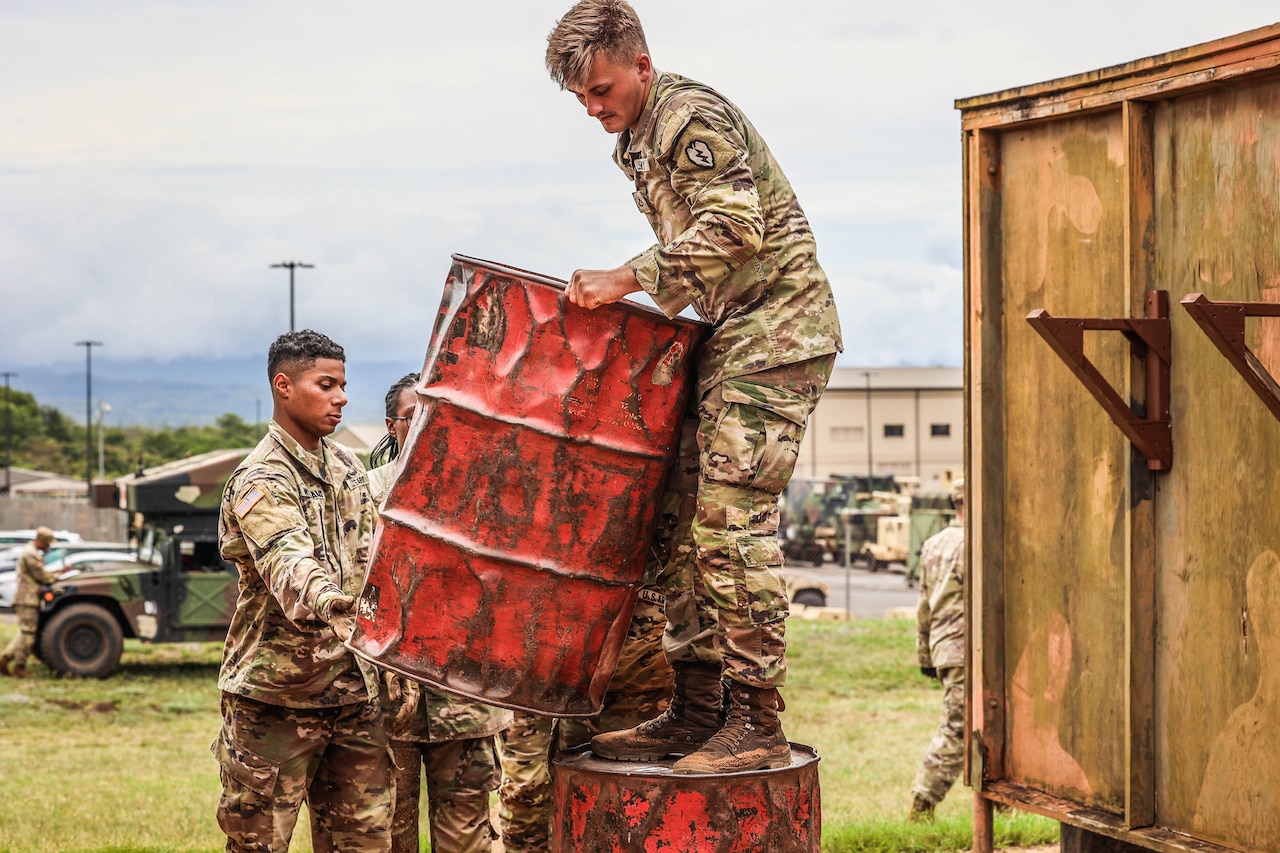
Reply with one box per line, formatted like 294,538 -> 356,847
831,425 -> 865,442
883,424 -> 905,438
931,423 -> 951,437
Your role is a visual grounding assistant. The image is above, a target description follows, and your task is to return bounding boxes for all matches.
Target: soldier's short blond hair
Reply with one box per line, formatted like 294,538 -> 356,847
546,0 -> 649,90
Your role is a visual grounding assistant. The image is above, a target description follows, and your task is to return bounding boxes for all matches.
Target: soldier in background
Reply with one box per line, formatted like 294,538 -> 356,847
370,371 -> 512,853
910,477 -> 966,821
546,0 -> 842,774
0,527 -> 60,678
212,329 -> 393,852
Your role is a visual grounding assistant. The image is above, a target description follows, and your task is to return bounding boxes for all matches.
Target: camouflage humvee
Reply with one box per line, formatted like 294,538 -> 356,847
35,449 -> 248,678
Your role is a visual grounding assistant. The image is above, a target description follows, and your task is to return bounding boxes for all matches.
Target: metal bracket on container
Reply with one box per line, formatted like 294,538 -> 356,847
1181,293 -> 1280,423
1026,290 -> 1171,471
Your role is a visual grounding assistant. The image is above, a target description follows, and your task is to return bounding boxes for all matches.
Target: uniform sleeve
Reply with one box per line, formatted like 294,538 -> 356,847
25,551 -> 57,586
632,106 -> 765,314
916,545 -> 935,668
226,473 -> 344,624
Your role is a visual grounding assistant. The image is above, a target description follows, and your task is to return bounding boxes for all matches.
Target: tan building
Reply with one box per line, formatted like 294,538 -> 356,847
796,366 -> 962,490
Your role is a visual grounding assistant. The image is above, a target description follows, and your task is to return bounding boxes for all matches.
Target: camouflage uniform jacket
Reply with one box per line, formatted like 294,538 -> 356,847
368,462 -> 513,743
13,542 -> 56,608
916,518 -> 965,670
615,70 -> 843,395
218,420 -> 380,707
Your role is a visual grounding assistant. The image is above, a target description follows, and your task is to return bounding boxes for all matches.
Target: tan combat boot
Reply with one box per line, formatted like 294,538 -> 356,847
590,662 -> 724,761
671,682 -> 790,774
10,662 -> 30,679
0,654 -> 12,676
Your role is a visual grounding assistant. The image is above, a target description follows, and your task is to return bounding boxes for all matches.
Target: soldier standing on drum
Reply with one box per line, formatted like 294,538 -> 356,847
546,0 -> 843,773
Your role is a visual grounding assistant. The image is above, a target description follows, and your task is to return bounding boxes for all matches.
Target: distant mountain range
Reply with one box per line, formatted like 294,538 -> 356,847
7,356 -> 418,428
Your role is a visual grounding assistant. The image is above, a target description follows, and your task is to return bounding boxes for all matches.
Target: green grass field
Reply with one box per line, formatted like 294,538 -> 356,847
0,615 -> 1056,852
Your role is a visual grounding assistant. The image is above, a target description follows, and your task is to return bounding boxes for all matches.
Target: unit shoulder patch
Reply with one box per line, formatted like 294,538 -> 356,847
673,121 -> 736,176
686,139 -> 715,169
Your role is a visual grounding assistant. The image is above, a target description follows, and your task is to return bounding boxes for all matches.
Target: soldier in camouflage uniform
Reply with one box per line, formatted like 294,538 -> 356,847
910,478 -> 966,821
213,330 -> 393,853
371,372 -> 512,853
546,0 -> 843,774
497,586 -> 673,852
0,527 -> 59,678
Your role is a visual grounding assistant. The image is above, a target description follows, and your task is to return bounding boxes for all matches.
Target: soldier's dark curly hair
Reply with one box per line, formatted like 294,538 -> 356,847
370,372 -> 420,468
267,329 -> 345,381
546,0 -> 649,90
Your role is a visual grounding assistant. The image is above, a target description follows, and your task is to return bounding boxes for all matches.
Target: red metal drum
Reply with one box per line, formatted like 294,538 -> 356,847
349,255 -> 704,716
551,744 -> 822,852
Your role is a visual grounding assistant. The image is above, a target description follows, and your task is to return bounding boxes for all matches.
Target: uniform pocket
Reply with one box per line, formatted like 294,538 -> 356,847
213,728 -> 280,798
733,534 -> 790,624
710,381 -> 810,495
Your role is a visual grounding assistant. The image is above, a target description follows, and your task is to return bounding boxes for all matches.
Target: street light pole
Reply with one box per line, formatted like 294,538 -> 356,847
76,340 -> 103,498
1,371 -> 15,495
270,261 -> 314,332
863,370 -> 874,481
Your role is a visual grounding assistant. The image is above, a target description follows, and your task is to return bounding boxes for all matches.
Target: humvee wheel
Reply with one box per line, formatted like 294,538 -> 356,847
39,603 -> 124,678
793,588 -> 826,607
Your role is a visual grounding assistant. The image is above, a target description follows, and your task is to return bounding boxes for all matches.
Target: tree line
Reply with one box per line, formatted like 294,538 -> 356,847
0,388 -> 262,480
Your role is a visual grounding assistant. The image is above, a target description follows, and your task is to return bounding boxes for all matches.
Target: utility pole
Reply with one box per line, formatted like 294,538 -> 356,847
1,371 -> 15,495
270,261 -> 314,331
76,341 -> 103,498
863,370 -> 875,482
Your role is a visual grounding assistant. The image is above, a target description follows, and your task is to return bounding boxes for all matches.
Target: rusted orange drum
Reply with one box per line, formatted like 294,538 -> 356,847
349,254 -> 704,716
551,744 -> 822,851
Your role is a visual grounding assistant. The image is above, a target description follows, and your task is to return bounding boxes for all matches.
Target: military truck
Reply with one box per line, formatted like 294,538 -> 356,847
780,475 -> 899,566
859,489 -> 957,582
35,449 -> 248,678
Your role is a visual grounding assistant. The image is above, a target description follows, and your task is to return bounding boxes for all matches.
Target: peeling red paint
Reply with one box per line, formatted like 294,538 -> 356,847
350,255 -> 704,716
551,744 -> 820,851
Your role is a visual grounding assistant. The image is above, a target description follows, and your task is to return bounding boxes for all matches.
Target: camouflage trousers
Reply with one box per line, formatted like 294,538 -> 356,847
212,693 -> 394,853
498,589 -> 673,852
657,355 -> 835,688
389,735 -> 501,853
2,605 -> 38,666
911,665 -> 965,806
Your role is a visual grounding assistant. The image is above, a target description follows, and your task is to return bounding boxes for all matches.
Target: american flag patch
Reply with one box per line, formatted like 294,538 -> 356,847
234,487 -> 265,518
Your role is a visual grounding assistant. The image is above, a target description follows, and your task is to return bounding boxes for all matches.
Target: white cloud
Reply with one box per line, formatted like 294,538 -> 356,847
2,0 -> 1278,376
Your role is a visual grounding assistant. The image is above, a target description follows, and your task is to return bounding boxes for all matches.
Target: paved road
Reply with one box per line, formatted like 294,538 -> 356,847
784,561 -> 918,620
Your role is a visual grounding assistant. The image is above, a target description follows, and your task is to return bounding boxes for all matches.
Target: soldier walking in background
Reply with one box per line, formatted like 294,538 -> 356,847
370,372 -> 512,853
910,478 -> 966,821
212,329 -> 393,852
545,0 -> 843,774
0,526 -> 59,678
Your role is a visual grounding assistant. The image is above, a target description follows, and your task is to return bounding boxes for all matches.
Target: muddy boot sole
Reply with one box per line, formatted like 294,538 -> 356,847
670,742 -> 791,775
589,726 -> 719,762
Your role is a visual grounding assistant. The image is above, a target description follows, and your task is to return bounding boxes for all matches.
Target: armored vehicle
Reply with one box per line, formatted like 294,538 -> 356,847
35,449 -> 248,678
780,475 -> 898,566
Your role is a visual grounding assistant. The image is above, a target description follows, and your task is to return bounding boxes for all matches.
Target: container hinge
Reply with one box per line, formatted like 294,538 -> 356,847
1026,290 -> 1171,471
1181,293 -> 1280,424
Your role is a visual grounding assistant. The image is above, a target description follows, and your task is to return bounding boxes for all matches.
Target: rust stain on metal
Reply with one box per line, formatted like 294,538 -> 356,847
551,744 -> 820,852
349,254 -> 705,716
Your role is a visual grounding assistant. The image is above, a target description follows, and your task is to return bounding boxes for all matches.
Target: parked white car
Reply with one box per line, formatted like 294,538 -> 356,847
0,546 -> 135,609
0,529 -> 80,547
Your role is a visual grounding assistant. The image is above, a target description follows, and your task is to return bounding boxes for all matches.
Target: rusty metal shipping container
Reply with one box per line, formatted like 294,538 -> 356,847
349,255 -> 704,717
960,23 -> 1280,853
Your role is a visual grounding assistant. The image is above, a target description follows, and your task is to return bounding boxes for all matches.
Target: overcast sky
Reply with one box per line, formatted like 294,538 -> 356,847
4,1 -> 1279,376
